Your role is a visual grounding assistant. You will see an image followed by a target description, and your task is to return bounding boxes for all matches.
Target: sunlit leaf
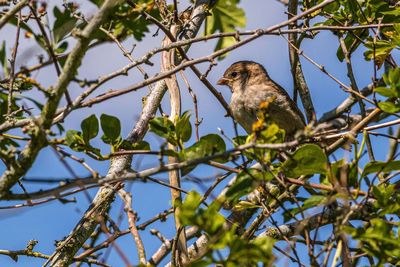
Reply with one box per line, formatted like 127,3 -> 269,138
100,114 -> 121,143
362,160 -> 400,177
53,6 -> 78,43
81,114 -> 99,143
149,116 -> 177,146
205,0 -> 246,59
374,87 -> 396,98
378,101 -> 400,114
180,134 -> 226,175
175,110 -> 192,143
282,144 -> 327,177
233,200 -> 261,211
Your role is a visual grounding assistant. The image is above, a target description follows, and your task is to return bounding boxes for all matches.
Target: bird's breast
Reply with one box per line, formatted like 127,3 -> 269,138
230,93 -> 256,134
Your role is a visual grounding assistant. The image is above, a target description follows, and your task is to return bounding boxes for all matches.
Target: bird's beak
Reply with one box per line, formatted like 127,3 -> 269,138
217,77 -> 229,85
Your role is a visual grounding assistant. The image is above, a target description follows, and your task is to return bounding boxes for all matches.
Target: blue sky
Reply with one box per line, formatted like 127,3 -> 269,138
0,0 -> 394,266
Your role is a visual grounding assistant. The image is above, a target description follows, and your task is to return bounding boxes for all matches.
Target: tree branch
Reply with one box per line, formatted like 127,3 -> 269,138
288,0 -> 316,122
0,0 -> 29,30
0,0 -> 123,199
44,1 -> 211,266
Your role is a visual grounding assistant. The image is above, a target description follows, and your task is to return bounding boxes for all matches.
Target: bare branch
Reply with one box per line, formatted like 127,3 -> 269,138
287,0 -> 316,122
0,0 -> 29,30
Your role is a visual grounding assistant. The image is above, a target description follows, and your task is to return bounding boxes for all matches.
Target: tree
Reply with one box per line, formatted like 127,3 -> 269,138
0,0 -> 399,266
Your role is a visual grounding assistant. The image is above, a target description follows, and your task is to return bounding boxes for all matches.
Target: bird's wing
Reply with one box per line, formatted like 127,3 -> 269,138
246,82 -> 306,134
269,80 -> 306,126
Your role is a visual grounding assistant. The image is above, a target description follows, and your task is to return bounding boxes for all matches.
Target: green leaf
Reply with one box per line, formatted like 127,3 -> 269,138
303,195 -> 326,208
372,184 -> 400,215
81,114 -> 99,143
89,2 -> 151,42
245,116 -> 285,162
65,130 -> 86,152
364,38 -> 396,68
180,134 -> 226,175
322,1 -> 340,13
179,191 -> 226,235
175,111 -> 192,143
54,41 -> 68,54
225,171 -> 257,202
53,6 -> 77,43
389,67 -> 400,85
336,31 -> 365,62
149,116 -> 177,146
374,86 -> 396,98
362,160 -> 400,177
378,101 -> 400,114
66,130 -> 80,146
149,117 -> 175,137
382,9 -> 400,16
118,139 -> 151,151
100,114 -> 121,143
281,144 -> 327,177
372,185 -> 391,206
205,0 -> 246,60
178,191 -> 202,226
65,132 -> 102,156
221,233 -> 274,265
284,195 -> 327,222
113,16 -> 150,41
322,159 -> 344,186
335,158 -> 358,185
190,134 -> 227,159
345,217 -> 400,261
383,72 -> 390,86
232,135 -> 247,146
0,41 -> 7,77
131,140 -> 150,150
225,168 -> 272,203
233,200 -> 261,211
102,135 -> 122,147
379,67 -> 400,99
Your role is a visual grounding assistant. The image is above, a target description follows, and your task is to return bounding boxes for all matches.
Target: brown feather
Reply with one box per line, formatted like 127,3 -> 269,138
218,61 -> 306,136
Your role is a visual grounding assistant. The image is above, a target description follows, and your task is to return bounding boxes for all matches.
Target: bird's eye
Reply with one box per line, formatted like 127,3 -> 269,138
231,71 -> 238,78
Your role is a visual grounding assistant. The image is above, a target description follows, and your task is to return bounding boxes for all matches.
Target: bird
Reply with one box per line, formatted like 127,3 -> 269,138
217,60 -> 306,138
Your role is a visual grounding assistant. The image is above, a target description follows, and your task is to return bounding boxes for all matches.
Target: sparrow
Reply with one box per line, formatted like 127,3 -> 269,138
217,60 -> 306,137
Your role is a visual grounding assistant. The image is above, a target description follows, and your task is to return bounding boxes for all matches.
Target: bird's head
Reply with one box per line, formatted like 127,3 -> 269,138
217,61 -> 269,93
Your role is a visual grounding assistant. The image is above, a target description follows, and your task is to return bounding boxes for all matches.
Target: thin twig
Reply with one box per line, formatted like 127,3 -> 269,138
0,0 -> 29,30
339,35 -> 375,161
7,11 -> 22,115
28,4 -> 73,106
287,0 -> 316,122
118,189 -> 147,265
